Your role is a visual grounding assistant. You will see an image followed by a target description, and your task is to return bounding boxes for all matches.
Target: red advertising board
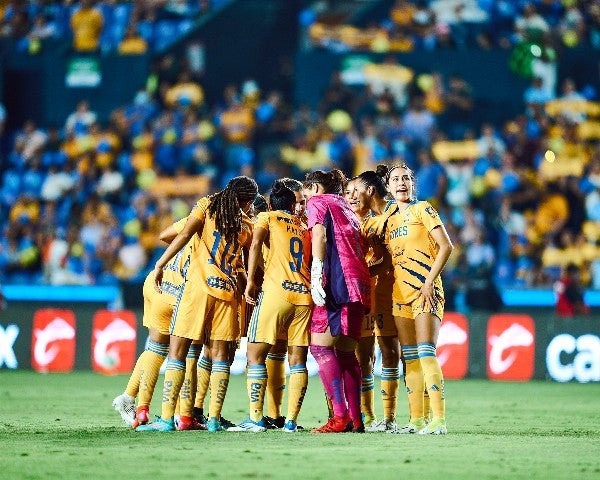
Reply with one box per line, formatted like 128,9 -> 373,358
438,312 -> 469,379
91,310 -> 137,375
31,309 -> 76,373
487,314 -> 535,381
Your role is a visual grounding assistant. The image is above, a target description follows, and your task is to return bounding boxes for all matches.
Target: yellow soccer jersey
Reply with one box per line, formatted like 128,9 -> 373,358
361,201 -> 398,314
254,211 -> 312,305
188,197 -> 253,301
159,216 -> 194,301
384,200 -> 444,305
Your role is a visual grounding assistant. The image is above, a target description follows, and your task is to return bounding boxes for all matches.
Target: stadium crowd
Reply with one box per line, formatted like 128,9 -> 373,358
0,0 -> 229,54
306,0 -> 600,53
0,0 -> 599,315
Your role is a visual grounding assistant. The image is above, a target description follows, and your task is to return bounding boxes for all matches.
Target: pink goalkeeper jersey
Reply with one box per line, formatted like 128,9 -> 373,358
306,193 -> 371,309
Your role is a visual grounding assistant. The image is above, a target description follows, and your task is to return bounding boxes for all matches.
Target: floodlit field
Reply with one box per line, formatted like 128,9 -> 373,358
1,372 -> 599,480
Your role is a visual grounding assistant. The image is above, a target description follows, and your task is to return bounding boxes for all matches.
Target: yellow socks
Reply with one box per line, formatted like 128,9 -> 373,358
195,355 -> 212,412
418,342 -> 445,420
136,340 -> 168,407
265,352 -> 286,419
208,361 -> 230,419
179,344 -> 200,417
381,367 -> 399,421
286,364 -> 308,423
161,358 -> 186,420
401,345 -> 424,420
361,374 -> 375,420
247,364 -> 268,422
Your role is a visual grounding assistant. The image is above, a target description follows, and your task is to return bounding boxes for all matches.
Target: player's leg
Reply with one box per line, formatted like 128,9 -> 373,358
357,333 -> 376,427
415,310 -> 446,435
282,304 -> 311,432
136,334 -> 192,431
389,311 -> 426,434
227,340 -> 271,432
133,328 -> 170,427
368,334 -> 400,432
206,297 -> 239,432
177,341 -> 202,430
193,344 -> 211,425
265,340 -> 287,428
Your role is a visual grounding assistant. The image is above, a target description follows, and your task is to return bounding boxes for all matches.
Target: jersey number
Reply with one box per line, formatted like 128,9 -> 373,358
207,231 -> 237,275
289,237 -> 303,273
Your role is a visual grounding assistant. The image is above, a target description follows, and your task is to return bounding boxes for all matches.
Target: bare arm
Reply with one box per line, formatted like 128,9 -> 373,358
244,227 -> 267,305
420,224 -> 454,309
311,223 -> 326,261
153,215 -> 203,292
158,224 -> 179,244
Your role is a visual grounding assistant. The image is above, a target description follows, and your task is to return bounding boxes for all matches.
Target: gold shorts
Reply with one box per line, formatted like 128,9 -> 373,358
170,283 -> 239,342
360,310 -> 396,338
142,274 -> 177,336
392,295 -> 445,321
247,290 -> 311,347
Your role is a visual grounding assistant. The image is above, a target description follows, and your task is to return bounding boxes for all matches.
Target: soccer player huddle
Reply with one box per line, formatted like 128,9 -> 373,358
112,163 -> 453,435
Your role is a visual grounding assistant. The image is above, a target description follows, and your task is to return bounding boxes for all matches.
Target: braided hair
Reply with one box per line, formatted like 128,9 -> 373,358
303,169 -> 346,195
207,176 -> 258,248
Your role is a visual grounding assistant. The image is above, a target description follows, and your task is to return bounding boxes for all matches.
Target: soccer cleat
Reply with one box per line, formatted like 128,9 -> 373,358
282,419 -> 297,433
363,415 -> 376,428
366,417 -> 397,432
388,417 -> 426,434
351,418 -> 365,433
112,393 -> 135,427
227,417 -> 267,432
192,407 -> 207,427
206,417 -> 223,432
311,413 -> 352,433
135,416 -> 175,432
132,405 -> 149,429
219,417 -> 236,430
264,415 -> 286,429
177,415 -> 206,431
418,418 -> 447,435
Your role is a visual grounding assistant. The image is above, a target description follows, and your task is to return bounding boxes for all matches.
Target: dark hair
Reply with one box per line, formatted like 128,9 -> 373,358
303,169 -> 346,195
280,177 -> 303,193
352,165 -> 388,198
269,180 -> 297,212
208,176 -> 258,248
252,194 -> 269,214
381,162 -> 415,184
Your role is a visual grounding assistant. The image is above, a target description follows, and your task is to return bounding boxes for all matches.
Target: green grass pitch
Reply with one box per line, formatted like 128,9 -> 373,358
1,372 -> 599,480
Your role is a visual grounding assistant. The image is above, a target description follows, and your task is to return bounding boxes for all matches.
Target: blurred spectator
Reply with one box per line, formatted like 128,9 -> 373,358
70,0 -> 104,53
442,73 -> 474,140
554,264 -> 590,317
65,101 -> 97,137
118,24 -> 148,55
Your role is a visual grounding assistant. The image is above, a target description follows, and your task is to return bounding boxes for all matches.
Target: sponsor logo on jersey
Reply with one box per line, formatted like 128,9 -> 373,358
92,310 -> 137,375
487,314 -> 535,381
437,313 -> 469,379
31,309 -> 76,373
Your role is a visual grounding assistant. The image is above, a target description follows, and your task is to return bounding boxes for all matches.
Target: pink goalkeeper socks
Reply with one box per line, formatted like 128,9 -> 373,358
310,345 -> 347,418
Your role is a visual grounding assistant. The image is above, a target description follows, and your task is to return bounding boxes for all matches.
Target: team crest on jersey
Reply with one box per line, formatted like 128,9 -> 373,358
425,206 -> 437,218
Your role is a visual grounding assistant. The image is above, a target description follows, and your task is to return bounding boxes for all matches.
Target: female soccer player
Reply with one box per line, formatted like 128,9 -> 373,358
137,176 -> 258,432
112,217 -> 194,429
229,179 -> 312,433
344,168 -> 401,432
303,169 -> 371,433
382,163 -> 453,435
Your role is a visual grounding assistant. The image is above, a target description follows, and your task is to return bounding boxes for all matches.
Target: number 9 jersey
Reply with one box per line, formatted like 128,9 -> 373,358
254,210 -> 312,305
